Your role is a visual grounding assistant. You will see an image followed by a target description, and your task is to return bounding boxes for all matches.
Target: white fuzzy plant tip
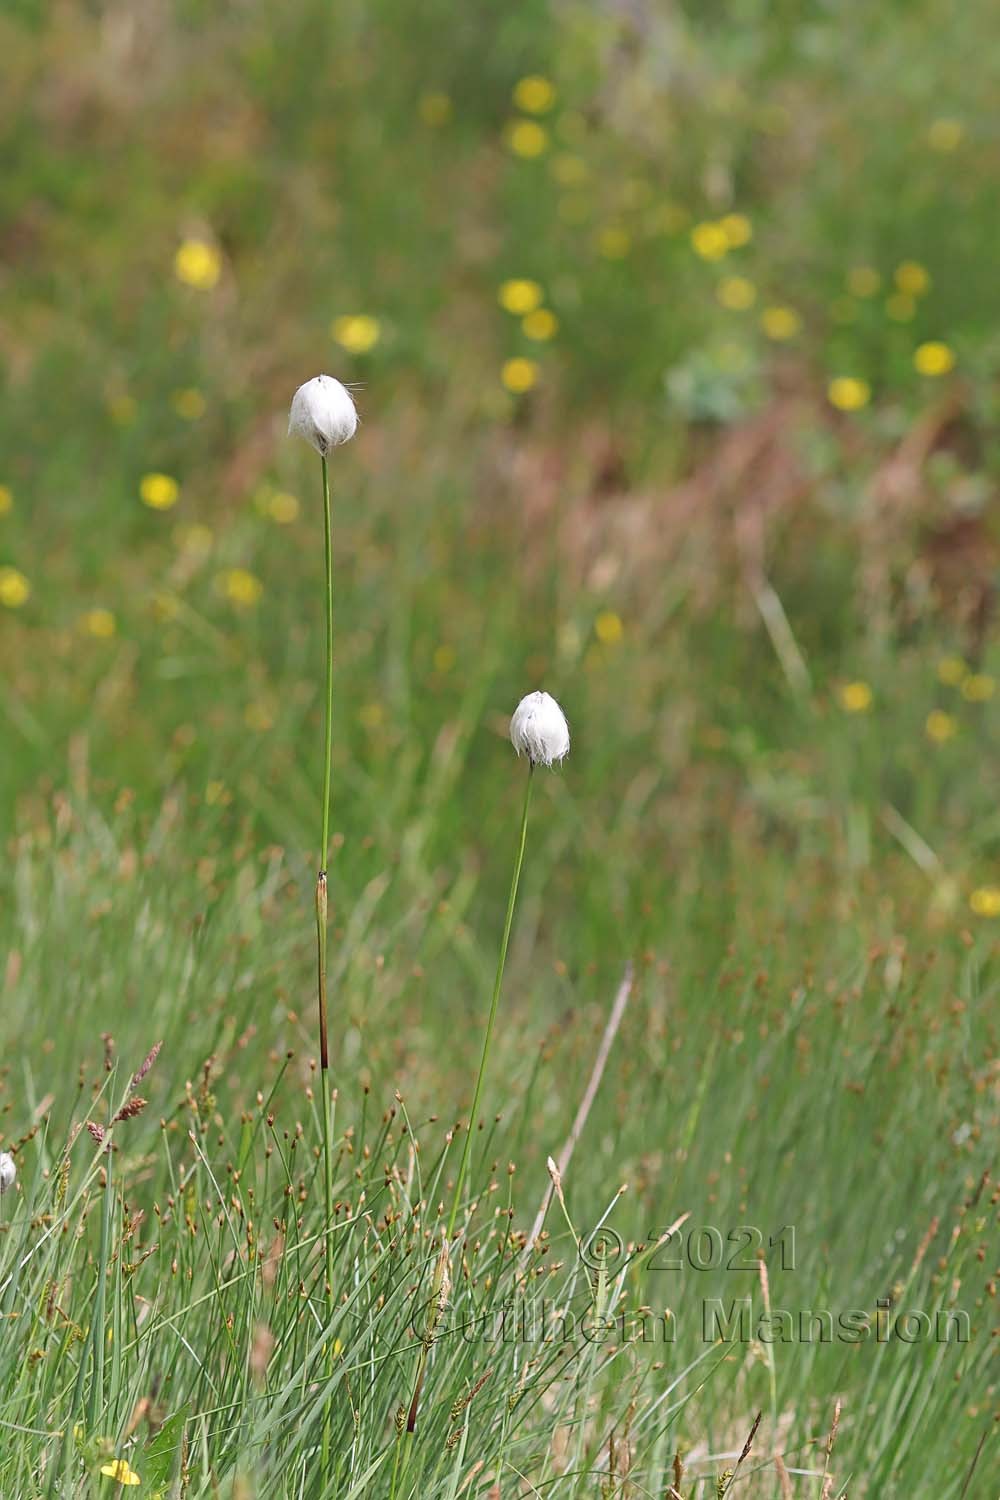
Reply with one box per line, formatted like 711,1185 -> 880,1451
509,690 -> 570,767
287,375 -> 358,456
0,1152 -> 15,1194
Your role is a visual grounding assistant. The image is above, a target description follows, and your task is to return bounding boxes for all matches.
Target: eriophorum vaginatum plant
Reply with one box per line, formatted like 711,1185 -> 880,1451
287,374 -> 358,1314
446,689 -> 570,1238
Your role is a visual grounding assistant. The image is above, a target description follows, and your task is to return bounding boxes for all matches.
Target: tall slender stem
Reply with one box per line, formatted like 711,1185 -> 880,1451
316,453 -> 335,1289
447,765 -> 534,1240
316,452 -> 336,1477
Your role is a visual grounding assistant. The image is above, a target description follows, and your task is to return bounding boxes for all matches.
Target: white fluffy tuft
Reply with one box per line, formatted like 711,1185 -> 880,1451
288,375 -> 358,455
509,690 -> 570,767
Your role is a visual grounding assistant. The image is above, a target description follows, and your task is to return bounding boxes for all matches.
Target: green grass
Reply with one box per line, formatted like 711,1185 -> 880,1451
1,0 -> 1000,1494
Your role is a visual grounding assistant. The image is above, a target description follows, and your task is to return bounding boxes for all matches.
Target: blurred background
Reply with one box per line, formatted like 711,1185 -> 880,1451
4,0 -> 1000,1059
2,3 -> 1000,1485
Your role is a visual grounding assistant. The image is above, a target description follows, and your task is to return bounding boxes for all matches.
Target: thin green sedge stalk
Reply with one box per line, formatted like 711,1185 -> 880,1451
395,767 -> 534,1470
447,763 -> 534,1239
316,454 -> 335,1279
87,1150 -> 114,1429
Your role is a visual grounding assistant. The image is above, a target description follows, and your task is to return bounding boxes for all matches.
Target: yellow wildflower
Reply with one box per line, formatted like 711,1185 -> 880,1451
0,484 -> 12,515
927,118 -> 963,152
913,341 -> 955,377
140,473 -> 179,511
690,221 -> 729,261
522,308 -> 558,340
961,673 -> 994,702
0,566 -> 30,608
174,239 -> 221,290
513,75 -> 556,114
501,357 -> 539,394
99,1459 -> 141,1486
970,887 -> 1000,918
925,710 -> 957,743
81,609 -> 116,639
506,120 -> 549,158
838,680 -> 873,713
760,305 -> 801,340
716,275 -> 756,310
719,212 -> 752,247
172,388 -> 206,420
894,261 -> 930,296
433,644 -> 456,673
498,279 -> 543,315
331,315 -> 380,354
936,656 -> 967,686
594,610 -> 623,645
828,377 -> 871,412
215,568 -> 263,606
268,491 -> 300,524
847,266 -> 881,298
418,91 -> 452,126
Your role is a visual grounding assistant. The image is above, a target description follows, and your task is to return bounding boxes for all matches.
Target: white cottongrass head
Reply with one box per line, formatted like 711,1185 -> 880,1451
288,375 -> 358,455
0,1152 -> 15,1194
509,690 -> 570,767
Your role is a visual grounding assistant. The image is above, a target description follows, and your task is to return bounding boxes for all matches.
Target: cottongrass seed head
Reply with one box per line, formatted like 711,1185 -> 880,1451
288,375 -> 358,455
510,690 -> 570,767
0,1152 -> 15,1193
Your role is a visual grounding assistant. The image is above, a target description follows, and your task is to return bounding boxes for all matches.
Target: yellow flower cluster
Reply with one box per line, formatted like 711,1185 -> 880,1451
594,611 -> 623,645
140,473 -> 180,510
501,358 -> 539,394
498,279 -> 543,314
174,239 -> 221,291
513,75 -> 556,114
925,710 -> 957,743
100,1459 -> 140,1486
970,887 -> 1000,918
913,341 -> 955,377
0,566 -> 30,608
504,74 -> 556,157
81,608 -> 117,639
828,377 -> 871,412
838,680 -> 873,713
215,568 -> 263,606
172,388 -> 206,420
506,120 -> 549,158
691,213 -> 752,261
760,305 -> 801,340
332,315 -> 380,353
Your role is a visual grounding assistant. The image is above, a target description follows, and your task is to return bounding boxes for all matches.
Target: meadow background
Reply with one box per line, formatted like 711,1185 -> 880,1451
1,0 -> 999,1494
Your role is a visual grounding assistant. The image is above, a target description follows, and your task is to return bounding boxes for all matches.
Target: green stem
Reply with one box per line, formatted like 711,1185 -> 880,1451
447,765 -> 534,1241
316,453 -> 336,1473
87,1151 -> 114,1429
